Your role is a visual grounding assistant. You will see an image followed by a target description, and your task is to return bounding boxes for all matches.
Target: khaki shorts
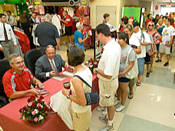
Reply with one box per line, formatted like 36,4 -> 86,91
99,79 -> 118,107
72,110 -> 91,131
159,44 -> 171,55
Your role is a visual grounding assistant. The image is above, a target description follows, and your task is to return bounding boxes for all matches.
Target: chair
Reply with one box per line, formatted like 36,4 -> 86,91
24,49 -> 42,75
0,59 -> 11,107
0,51 -> 4,59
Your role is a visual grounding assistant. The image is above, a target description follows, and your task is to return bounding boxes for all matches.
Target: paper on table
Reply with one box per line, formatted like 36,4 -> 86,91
62,71 -> 73,77
53,75 -> 66,81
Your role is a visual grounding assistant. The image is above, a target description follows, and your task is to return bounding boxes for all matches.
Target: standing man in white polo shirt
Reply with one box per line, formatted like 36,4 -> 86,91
0,14 -> 19,59
159,17 -> 175,66
93,24 -> 121,131
132,22 -> 151,86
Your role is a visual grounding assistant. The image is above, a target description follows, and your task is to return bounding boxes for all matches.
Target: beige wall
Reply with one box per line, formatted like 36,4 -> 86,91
89,0 -> 125,29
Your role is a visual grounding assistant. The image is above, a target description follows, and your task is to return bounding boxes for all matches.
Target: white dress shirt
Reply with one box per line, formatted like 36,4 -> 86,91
0,22 -> 17,48
46,59 -> 57,77
97,39 -> 121,81
52,14 -> 61,36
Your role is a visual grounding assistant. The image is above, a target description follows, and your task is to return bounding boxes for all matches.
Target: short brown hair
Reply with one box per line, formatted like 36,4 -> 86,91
67,45 -> 85,66
9,54 -> 21,64
103,13 -> 110,19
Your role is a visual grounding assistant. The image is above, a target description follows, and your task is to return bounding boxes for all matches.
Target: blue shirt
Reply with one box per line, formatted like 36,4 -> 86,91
155,25 -> 165,36
74,30 -> 84,50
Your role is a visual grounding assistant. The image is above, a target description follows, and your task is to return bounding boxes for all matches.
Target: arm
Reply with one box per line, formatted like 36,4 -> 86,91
35,60 -> 49,81
60,19 -> 68,24
32,77 -> 44,88
56,38 -> 60,50
0,44 -> 3,51
133,46 -> 141,54
140,41 -> 151,46
62,78 -> 87,106
10,89 -> 39,99
93,68 -> 112,79
2,74 -> 38,99
78,36 -> 88,44
119,61 -> 134,77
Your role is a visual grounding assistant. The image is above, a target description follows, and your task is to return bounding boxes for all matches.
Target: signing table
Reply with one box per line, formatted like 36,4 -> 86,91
0,75 -> 99,131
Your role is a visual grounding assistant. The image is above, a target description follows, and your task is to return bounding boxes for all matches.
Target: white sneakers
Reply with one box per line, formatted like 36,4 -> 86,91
100,124 -> 114,131
116,104 -> 125,112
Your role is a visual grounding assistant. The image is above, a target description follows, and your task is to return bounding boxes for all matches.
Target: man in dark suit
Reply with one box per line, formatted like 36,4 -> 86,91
35,45 -> 66,82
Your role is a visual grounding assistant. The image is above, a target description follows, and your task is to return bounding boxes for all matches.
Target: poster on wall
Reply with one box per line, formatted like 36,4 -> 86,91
123,7 -> 141,23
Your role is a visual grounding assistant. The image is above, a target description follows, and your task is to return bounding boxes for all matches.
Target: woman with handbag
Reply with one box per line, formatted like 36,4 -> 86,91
62,45 -> 92,131
116,32 -> 136,112
145,22 -> 156,77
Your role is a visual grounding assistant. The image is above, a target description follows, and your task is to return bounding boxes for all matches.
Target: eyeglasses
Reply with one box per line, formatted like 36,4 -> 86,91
12,60 -> 24,65
148,24 -> 154,26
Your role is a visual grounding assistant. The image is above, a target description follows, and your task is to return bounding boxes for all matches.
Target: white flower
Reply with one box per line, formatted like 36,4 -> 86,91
34,109 -> 39,114
39,115 -> 44,121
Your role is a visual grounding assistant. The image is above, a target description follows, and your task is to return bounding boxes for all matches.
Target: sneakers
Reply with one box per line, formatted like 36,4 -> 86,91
99,115 -> 108,123
164,62 -> 169,66
146,72 -> 150,77
155,59 -> 162,63
116,104 -> 125,112
100,124 -> 114,131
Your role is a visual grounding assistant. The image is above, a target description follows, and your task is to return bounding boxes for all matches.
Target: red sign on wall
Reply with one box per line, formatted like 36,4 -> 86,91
155,5 -> 158,10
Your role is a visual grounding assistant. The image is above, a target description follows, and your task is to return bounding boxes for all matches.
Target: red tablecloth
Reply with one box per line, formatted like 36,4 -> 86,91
0,75 -> 98,131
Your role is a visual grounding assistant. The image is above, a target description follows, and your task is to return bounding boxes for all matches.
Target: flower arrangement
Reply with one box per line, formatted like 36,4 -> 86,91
19,96 -> 50,124
85,57 -> 100,72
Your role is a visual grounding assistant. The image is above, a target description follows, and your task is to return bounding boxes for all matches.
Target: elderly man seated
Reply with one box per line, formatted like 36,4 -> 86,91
2,54 -> 43,99
35,45 -> 66,82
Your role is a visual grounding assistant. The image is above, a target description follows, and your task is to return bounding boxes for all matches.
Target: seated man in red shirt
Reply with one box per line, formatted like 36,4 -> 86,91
2,54 -> 44,99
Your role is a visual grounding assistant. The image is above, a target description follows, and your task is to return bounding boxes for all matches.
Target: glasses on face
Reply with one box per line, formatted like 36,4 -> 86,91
148,24 -> 154,27
13,60 -> 24,65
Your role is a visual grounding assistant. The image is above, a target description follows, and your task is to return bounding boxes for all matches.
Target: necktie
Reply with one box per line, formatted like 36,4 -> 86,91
3,23 -> 8,42
50,59 -> 58,73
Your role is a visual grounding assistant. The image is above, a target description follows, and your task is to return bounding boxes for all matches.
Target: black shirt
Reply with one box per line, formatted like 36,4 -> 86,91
35,22 -> 60,47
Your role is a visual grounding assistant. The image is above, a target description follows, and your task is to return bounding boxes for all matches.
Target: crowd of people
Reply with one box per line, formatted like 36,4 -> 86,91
0,9 -> 175,131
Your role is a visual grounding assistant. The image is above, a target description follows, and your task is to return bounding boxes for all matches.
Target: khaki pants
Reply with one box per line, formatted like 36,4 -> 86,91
1,40 -> 19,59
72,110 -> 91,131
99,79 -> 118,107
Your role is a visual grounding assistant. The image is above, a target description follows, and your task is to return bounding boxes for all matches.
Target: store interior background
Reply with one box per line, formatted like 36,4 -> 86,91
1,0 -> 175,30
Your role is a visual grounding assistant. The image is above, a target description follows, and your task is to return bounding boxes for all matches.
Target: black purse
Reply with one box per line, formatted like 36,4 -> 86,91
74,75 -> 99,105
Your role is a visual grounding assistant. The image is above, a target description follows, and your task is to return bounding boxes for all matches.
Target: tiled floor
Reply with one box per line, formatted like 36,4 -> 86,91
1,43 -> 175,131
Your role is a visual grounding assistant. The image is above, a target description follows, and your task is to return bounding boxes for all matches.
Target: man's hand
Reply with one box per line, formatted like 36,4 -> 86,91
49,71 -> 57,76
165,41 -> 171,47
0,47 -> 4,51
62,88 -> 70,96
118,72 -> 124,78
35,81 -> 44,88
29,88 -> 39,96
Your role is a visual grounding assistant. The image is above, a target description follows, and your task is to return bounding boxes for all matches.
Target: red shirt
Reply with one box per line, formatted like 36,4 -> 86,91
64,15 -> 72,27
2,67 -> 34,97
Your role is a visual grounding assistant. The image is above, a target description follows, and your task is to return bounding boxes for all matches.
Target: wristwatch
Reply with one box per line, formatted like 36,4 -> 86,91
66,93 -> 70,99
